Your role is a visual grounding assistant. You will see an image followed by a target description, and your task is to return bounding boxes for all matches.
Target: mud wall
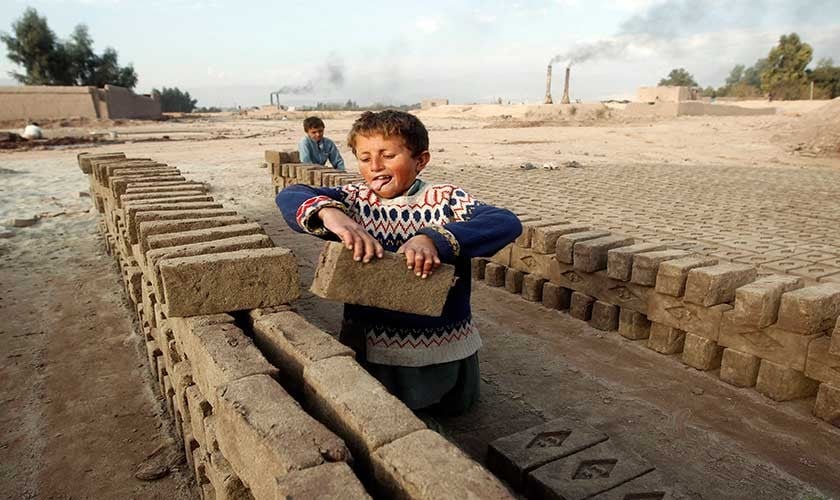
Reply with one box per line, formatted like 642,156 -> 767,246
624,102 -> 776,117
637,86 -> 692,103
0,86 -> 100,121
0,85 -> 161,122
78,151 -> 512,500
421,98 -> 449,109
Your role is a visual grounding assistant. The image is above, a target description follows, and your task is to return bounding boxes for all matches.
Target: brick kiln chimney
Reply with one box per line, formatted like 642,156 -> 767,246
561,66 -> 571,104
544,64 -> 553,104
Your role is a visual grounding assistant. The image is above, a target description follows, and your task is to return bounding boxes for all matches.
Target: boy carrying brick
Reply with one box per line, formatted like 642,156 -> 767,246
298,116 -> 345,171
277,110 -> 520,416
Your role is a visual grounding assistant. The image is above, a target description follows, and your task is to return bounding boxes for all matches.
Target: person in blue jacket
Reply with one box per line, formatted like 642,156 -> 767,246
298,116 -> 345,171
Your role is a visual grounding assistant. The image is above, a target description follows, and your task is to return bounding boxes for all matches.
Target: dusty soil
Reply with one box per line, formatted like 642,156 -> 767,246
2,102 -> 839,499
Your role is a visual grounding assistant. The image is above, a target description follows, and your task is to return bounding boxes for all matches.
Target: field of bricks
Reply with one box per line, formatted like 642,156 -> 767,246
266,151 -> 840,431
77,151 -> 521,500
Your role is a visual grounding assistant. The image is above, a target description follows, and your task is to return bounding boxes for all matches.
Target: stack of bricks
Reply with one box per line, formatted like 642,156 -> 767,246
265,149 -> 364,194
77,151 -> 514,500
476,217 -> 840,427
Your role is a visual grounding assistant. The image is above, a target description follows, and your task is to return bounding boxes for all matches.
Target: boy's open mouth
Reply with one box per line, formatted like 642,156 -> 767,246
371,174 -> 392,191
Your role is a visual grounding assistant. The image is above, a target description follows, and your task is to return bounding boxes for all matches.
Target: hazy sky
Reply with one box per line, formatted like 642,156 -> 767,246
1,0 -> 839,107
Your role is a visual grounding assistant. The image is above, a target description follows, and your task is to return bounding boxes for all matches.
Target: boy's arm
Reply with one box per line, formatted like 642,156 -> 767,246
298,137 -> 316,164
415,188 -> 521,263
326,140 -> 345,171
275,184 -> 352,235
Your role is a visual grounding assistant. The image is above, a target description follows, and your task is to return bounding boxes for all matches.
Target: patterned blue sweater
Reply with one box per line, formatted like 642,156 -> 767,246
276,179 -> 521,367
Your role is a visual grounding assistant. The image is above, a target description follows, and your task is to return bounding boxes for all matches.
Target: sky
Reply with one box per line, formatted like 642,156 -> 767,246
1,0 -> 839,108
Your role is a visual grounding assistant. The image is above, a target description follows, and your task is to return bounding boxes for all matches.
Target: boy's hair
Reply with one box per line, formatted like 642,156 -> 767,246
347,110 -> 429,158
303,116 -> 325,131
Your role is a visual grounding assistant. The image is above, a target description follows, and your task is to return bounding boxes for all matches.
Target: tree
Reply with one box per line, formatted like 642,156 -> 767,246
724,64 -> 745,87
808,63 -> 840,99
152,87 -> 197,112
761,33 -> 812,100
1,8 -> 137,88
658,68 -> 698,87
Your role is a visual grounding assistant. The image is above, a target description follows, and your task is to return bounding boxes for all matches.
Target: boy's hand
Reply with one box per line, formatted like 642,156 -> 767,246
398,235 -> 441,279
318,208 -> 383,263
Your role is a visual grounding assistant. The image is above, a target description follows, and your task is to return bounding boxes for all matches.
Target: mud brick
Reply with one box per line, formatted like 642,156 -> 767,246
618,309 -> 651,340
310,242 -> 454,316
573,235 -> 634,273
516,219 -> 569,248
569,292 -> 595,321
655,256 -> 718,297
138,216 -> 248,253
505,268 -> 525,294
485,263 -> 507,287
718,311 -> 824,371
149,234 -> 272,303
590,470 -> 674,500
111,175 -> 186,198
264,150 -> 297,164
78,152 -> 125,174
490,244 -> 512,266
606,243 -> 666,282
175,321 -> 277,408
124,183 -> 206,195
281,163 -> 298,177
486,417 -> 608,490
522,274 -> 547,302
214,374 -> 350,500
205,451 -> 251,500
121,194 -> 212,210
250,310 -> 354,384
647,322 -> 686,354
590,301 -> 619,331
160,248 -> 299,317
126,202 -> 225,244
510,246 -> 556,276
525,440 -> 654,500
814,383 -> 840,427
372,429 -> 513,500
134,209 -> 238,237
543,283 -> 572,310
120,190 -> 209,208
532,224 -> 590,254
683,263 -> 757,307
556,230 -> 611,264
681,332 -> 724,370
170,360 -> 193,417
126,266 -> 143,305
146,222 -> 263,252
776,283 -> 840,335
730,275 -> 803,328
630,249 -> 689,287
471,258 -> 488,280
186,386 -> 211,448
303,356 -> 426,463
832,318 -> 840,356
146,339 -> 162,377
805,337 -> 840,385
647,293 -> 731,341
274,462 -> 371,500
755,359 -> 819,401
720,348 -> 761,387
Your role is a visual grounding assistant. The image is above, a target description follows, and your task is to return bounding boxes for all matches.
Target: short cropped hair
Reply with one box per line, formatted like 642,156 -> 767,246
303,116 -> 325,131
347,110 -> 429,158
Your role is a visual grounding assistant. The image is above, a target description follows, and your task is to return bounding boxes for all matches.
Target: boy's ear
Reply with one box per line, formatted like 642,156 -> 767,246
416,150 -> 431,171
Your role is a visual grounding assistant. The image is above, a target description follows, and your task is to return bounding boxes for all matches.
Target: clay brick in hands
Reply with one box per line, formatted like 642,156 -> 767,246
310,241 -> 456,316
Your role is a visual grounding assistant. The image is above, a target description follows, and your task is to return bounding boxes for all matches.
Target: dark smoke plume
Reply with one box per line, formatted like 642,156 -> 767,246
274,55 -> 345,95
548,0 -> 835,68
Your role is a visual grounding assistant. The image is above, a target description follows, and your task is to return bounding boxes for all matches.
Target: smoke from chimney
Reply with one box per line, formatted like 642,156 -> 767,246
544,64 -> 553,104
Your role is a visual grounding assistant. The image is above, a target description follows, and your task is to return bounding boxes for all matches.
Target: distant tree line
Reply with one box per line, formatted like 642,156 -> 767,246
659,33 -> 839,100
1,8 -> 137,88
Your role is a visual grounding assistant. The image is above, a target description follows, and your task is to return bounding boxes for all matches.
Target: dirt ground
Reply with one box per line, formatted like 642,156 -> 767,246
2,103 -> 840,499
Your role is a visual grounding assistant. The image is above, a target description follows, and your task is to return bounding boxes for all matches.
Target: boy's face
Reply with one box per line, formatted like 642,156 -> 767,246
306,127 -> 324,142
355,133 -> 430,199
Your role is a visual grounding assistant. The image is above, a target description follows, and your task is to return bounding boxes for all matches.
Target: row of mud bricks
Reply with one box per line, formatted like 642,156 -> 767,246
475,219 -> 840,427
76,151 -> 514,500
265,150 -> 364,193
